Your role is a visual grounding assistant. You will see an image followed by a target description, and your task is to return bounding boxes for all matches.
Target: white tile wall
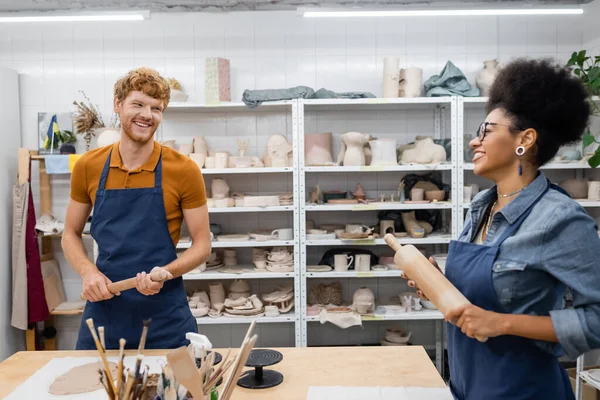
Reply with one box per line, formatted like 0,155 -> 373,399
3,8 -> 598,350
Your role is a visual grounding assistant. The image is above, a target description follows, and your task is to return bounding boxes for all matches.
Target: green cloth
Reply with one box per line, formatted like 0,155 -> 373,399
424,61 -> 480,97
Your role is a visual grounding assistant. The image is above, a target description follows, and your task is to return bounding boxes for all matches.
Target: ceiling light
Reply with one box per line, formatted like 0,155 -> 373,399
299,8 -> 583,18
0,10 -> 149,23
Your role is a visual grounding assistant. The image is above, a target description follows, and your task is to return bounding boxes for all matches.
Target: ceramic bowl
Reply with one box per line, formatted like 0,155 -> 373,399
425,190 -> 445,201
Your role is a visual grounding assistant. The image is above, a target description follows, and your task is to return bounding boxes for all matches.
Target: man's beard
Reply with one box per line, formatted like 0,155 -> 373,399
121,121 -> 157,144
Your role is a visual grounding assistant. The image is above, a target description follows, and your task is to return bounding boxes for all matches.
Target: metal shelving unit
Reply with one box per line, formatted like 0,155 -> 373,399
196,311 -> 297,325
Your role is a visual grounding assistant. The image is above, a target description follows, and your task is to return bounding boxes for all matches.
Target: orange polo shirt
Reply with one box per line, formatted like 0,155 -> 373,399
70,141 -> 207,245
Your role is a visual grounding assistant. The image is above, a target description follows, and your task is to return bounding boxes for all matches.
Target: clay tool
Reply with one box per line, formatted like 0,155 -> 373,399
384,233 -> 487,342
98,326 -> 105,350
221,334 -> 258,400
166,346 -> 205,399
220,321 -> 258,400
203,359 -> 234,395
85,318 -> 117,395
123,369 -> 136,399
138,319 -> 151,354
117,338 -> 126,397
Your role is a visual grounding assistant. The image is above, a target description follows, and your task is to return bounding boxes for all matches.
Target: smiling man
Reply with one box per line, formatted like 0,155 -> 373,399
62,67 -> 211,350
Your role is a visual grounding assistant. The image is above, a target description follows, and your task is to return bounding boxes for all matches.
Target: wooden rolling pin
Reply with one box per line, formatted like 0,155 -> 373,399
80,268 -> 170,300
384,234 -> 487,342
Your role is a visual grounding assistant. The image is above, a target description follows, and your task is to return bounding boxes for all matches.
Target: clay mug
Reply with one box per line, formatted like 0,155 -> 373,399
205,156 -> 216,169
355,254 -> 371,272
463,186 -> 473,203
271,228 -> 293,240
410,188 -> 424,201
588,181 -> 600,200
254,260 -> 267,270
334,254 -> 354,272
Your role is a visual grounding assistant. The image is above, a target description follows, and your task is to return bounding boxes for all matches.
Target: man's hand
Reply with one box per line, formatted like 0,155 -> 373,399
82,269 -> 118,302
135,267 -> 173,296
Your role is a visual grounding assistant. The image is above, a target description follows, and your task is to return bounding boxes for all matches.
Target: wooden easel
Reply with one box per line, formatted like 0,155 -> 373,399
18,148 -> 83,351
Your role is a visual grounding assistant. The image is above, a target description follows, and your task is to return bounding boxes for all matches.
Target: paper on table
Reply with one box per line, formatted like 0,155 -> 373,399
5,356 -> 166,400
306,386 -> 454,400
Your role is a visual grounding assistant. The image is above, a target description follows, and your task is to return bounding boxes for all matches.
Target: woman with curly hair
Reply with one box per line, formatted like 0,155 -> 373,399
407,58 -> 600,399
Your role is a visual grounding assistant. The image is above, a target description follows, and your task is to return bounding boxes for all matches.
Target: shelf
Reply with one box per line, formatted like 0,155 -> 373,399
464,200 -> 600,208
305,234 -> 452,246
304,164 -> 452,173
464,162 -> 593,170
579,370 -> 600,392
306,270 -> 403,278
208,206 -> 293,213
184,266 -> 293,280
164,100 -> 294,113
200,167 -> 292,175
50,309 -> 84,315
177,240 -> 294,249
306,310 -> 444,321
462,97 -> 488,104
303,97 -> 453,111
306,202 -> 452,211
196,311 -> 296,325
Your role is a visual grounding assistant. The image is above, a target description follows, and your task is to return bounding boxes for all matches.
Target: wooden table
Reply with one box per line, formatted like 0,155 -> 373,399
0,346 -> 446,400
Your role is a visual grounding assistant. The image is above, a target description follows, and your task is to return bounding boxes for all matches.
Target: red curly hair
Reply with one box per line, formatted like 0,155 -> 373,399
114,67 -> 171,108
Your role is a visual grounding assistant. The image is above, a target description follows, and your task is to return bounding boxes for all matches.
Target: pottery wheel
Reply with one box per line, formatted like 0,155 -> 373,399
237,349 -> 284,389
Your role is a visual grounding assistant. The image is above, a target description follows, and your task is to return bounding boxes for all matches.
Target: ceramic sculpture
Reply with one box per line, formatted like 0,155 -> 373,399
399,137 -> 446,164
353,183 -> 366,200
205,57 -> 231,104
352,287 -> 375,314
476,60 -> 499,97
339,132 -> 370,166
305,132 -> 334,166
265,134 -> 293,167
211,178 -> 229,200
369,138 -> 398,166
399,68 -> 423,98
383,57 -> 400,98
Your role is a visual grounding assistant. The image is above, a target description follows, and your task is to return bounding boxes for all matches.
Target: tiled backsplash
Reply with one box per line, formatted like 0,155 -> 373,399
0,10 -> 591,149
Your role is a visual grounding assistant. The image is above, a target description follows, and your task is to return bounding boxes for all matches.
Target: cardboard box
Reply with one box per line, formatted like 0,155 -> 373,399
567,366 -> 600,400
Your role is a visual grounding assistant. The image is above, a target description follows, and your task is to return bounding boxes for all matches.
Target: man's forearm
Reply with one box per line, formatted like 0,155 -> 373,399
61,233 -> 98,278
163,241 -> 210,278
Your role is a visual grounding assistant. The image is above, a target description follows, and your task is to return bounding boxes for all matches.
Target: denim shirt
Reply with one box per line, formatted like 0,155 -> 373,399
461,172 -> 600,359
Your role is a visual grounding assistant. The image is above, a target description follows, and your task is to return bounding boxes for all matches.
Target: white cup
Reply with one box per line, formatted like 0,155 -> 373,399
355,254 -> 370,272
463,186 -> 473,203
271,228 -> 293,240
588,181 -> 600,200
334,254 -> 354,272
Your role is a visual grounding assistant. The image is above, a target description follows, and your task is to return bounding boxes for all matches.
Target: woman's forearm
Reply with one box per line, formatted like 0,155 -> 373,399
502,314 -> 558,342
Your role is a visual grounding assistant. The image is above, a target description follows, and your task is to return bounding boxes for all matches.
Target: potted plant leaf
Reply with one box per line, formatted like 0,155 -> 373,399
567,50 -> 600,167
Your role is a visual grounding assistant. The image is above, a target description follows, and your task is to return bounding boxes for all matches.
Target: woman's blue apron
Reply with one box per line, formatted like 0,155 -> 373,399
76,149 -> 197,350
445,180 -> 574,399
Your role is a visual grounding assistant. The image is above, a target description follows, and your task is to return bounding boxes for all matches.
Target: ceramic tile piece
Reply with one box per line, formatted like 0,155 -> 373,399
205,57 -> 231,103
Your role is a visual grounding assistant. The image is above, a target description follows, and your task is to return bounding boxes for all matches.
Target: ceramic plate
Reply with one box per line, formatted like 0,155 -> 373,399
371,265 -> 388,271
307,265 -> 332,272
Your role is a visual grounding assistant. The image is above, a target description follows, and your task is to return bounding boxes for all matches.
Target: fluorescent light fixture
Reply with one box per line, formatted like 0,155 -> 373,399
299,7 -> 583,18
0,10 -> 149,23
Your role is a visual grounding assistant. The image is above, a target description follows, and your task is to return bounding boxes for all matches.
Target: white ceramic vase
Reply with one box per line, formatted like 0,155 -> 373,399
341,132 -> 370,166
476,60 -> 499,97
383,56 -> 400,98
208,283 -> 225,308
399,68 -> 423,98
369,139 -> 398,166
211,178 -> 229,200
352,287 -> 375,313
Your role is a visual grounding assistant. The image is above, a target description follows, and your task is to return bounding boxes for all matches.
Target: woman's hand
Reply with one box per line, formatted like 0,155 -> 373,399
400,256 -> 440,300
446,304 -> 508,339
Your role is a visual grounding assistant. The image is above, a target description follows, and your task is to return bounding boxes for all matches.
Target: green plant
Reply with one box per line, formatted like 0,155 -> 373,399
567,50 -> 600,167
44,129 -> 77,150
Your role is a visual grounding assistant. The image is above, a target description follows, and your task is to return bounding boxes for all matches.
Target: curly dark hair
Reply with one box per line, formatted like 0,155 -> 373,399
486,58 -> 591,166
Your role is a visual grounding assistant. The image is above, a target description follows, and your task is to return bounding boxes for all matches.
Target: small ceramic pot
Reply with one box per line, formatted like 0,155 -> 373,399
214,198 -> 229,208
254,260 -> 267,270
223,256 -> 237,266
215,152 -> 229,169
588,181 -> 600,200
425,190 -> 445,201
411,188 -> 424,201
205,156 -> 216,169
354,301 -> 371,314
265,305 -> 280,317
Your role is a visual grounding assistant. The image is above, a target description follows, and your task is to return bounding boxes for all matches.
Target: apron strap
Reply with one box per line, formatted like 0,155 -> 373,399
98,149 -> 113,191
98,148 -> 164,190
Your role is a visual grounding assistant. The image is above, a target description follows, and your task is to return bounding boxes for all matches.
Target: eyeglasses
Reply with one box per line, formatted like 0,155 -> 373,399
476,122 -> 521,142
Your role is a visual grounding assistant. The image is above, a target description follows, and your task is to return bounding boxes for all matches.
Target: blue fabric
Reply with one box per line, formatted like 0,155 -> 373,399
462,171 -> 600,359
44,155 -> 70,174
242,86 -> 376,107
424,61 -> 480,97
75,150 -> 197,350
446,178 -> 575,400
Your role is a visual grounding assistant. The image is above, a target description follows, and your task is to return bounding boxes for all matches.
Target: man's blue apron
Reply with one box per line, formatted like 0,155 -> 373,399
445,180 -> 574,399
76,149 -> 197,349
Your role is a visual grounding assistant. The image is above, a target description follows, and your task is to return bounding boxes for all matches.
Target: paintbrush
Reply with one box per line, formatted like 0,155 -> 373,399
86,318 -> 117,396
98,326 -> 105,350
123,369 -> 136,400
138,318 -> 151,355
203,359 -> 234,395
117,338 -> 126,397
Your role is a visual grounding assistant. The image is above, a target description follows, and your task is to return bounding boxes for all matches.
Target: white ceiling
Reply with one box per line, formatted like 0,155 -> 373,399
0,0 -> 593,12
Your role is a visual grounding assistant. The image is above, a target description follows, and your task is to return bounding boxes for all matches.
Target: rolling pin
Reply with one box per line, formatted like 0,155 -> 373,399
80,268 -> 170,300
384,233 -> 487,342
